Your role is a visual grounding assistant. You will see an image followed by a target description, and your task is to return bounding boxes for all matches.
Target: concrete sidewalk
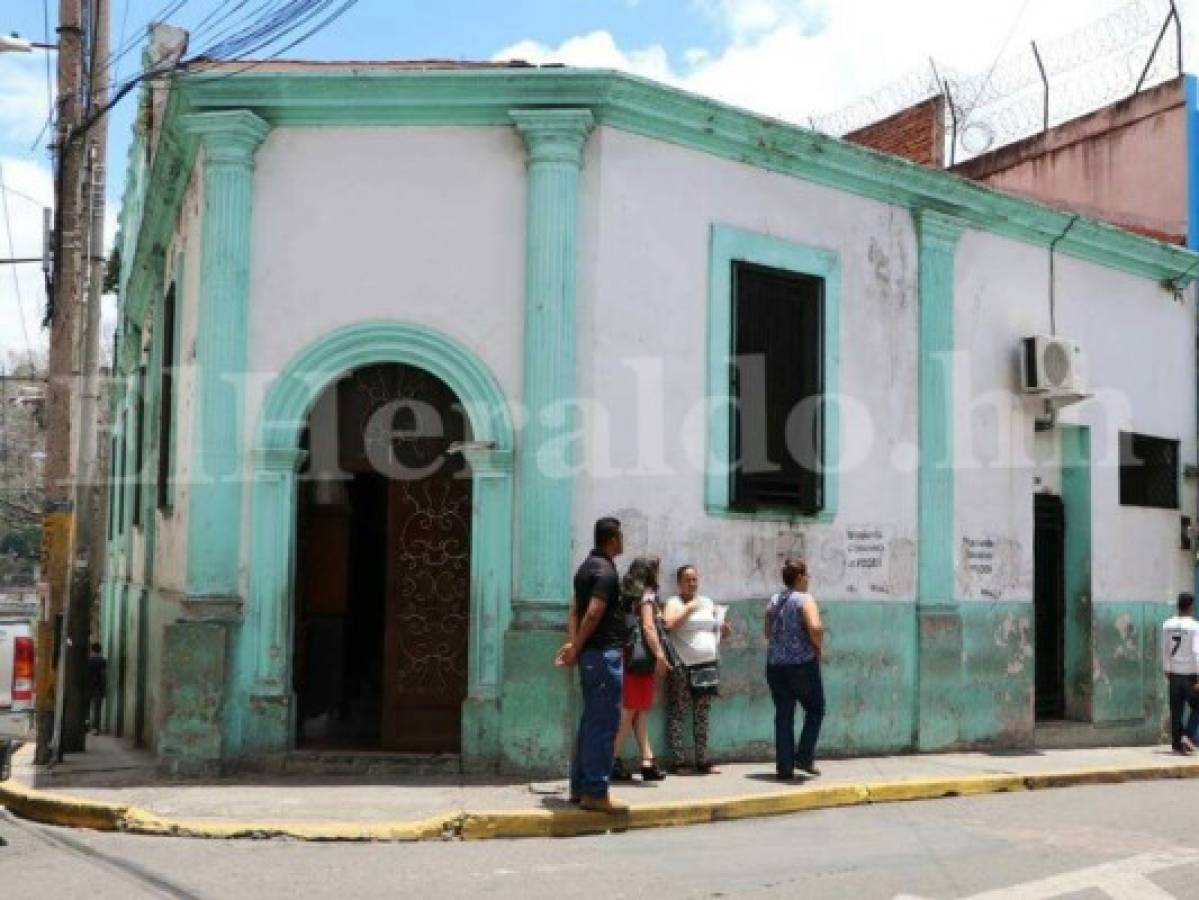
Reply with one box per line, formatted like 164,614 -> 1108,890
3,737 -> 1198,841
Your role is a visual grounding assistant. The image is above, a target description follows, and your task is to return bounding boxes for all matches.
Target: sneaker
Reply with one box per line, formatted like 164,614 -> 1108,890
696,763 -> 721,775
611,758 -> 634,782
776,771 -> 795,782
579,795 -> 630,814
1172,743 -> 1192,756
797,763 -> 822,777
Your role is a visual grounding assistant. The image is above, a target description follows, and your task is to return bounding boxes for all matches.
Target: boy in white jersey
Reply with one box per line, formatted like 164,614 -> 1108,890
1162,592 -> 1199,754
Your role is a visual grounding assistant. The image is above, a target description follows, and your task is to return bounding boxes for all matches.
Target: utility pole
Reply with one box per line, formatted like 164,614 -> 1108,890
35,0 -> 85,765
60,0 -> 110,754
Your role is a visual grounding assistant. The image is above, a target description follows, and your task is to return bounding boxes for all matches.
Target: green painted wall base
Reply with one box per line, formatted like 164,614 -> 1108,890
958,602 -> 1034,747
916,607 -> 963,751
157,621 -> 229,776
498,625 -> 577,777
114,595 -> 1169,774
461,696 -> 501,773
1092,601 -> 1170,737
241,692 -> 292,756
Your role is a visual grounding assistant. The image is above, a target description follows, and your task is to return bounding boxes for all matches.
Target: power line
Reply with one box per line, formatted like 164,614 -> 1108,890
0,164 -> 39,370
111,0 -> 131,86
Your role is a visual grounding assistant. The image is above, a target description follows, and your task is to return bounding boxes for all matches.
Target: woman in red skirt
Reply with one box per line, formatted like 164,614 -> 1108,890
612,556 -> 670,782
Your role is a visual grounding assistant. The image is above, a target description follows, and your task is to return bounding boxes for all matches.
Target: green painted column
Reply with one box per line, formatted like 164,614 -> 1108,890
461,445 -> 515,771
179,111 -> 270,600
1060,425 -> 1093,721
235,446 -> 307,754
509,108 -> 594,625
913,209 -> 966,751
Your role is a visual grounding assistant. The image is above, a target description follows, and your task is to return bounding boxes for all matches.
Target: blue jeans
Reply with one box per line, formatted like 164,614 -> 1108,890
570,647 -> 624,799
766,661 -> 825,776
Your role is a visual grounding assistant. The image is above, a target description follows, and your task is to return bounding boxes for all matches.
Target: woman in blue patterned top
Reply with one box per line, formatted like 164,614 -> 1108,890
764,558 -> 825,780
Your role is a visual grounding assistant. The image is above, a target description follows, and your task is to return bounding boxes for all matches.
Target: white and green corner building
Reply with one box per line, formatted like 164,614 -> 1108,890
101,55 -> 1199,774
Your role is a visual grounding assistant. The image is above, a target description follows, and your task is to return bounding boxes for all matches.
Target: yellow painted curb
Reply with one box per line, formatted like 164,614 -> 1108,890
120,806 -> 459,842
866,774 -> 1027,803
5,759 -> 1199,842
0,780 -> 129,831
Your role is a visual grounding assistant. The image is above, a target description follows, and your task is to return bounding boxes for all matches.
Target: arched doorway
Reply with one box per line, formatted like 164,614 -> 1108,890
243,322 -> 514,767
293,363 -> 472,752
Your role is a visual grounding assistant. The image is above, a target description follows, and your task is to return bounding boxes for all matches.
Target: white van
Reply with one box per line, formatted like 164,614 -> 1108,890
0,619 -> 35,780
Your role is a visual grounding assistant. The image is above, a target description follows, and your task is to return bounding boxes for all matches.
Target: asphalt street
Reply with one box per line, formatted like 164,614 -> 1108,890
2,780 -> 1199,899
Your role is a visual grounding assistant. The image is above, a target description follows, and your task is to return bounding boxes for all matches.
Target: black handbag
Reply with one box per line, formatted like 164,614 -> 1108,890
686,661 -> 720,695
627,615 -> 656,675
655,616 -> 684,671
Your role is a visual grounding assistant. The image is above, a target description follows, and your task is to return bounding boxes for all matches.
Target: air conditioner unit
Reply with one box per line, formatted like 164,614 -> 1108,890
1021,335 -> 1088,398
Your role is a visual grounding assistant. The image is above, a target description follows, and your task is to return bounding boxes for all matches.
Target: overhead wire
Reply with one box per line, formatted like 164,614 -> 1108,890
111,0 -> 133,88
41,0 -> 363,323
0,165 -> 40,370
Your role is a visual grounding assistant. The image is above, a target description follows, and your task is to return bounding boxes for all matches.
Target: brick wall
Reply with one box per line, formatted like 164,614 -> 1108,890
844,95 -> 945,167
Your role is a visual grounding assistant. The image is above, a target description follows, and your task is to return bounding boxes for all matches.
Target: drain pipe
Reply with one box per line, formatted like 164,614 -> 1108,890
1034,216 -> 1081,433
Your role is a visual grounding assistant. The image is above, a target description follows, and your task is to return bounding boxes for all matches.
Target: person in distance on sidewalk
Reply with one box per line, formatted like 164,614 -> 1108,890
1161,591 -> 1199,754
764,558 -> 825,780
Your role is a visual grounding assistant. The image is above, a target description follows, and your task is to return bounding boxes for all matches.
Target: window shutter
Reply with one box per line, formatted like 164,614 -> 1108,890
133,366 -> 146,526
731,262 -> 824,513
1119,431 -> 1179,509
157,286 -> 176,510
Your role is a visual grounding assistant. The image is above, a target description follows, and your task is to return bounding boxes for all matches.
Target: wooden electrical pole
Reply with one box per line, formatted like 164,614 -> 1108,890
61,0 -> 110,754
35,0 -> 86,765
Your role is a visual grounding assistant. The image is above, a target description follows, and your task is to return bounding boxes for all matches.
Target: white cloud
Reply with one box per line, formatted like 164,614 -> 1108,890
498,30 -> 676,83
496,0 -> 1179,128
0,56 -> 52,147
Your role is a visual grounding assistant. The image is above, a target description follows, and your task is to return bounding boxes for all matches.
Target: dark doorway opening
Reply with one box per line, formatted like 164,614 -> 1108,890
1034,493 -> 1066,720
293,472 -> 388,748
293,363 -> 471,753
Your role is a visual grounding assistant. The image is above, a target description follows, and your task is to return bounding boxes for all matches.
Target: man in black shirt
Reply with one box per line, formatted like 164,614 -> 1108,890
558,516 -> 627,813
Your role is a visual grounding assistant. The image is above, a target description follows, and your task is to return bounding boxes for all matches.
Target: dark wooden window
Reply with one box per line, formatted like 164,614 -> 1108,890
730,261 -> 824,513
132,366 -> 146,526
1119,432 -> 1179,509
157,285 -> 176,510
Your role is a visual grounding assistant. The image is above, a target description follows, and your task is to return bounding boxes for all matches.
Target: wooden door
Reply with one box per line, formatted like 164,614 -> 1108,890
378,367 -> 471,752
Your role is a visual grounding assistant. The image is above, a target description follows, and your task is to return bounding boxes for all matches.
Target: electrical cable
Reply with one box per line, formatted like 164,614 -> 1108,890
111,0 -> 133,89
0,165 -> 40,370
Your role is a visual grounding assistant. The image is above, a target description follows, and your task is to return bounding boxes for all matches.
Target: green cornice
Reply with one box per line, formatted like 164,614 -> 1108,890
169,67 -> 1195,284
114,66 -> 1197,379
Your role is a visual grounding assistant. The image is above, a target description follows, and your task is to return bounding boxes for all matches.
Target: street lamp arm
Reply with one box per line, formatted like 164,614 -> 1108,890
0,35 -> 58,53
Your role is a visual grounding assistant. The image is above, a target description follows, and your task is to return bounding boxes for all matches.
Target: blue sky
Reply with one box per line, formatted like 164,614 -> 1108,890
0,0 -> 1186,362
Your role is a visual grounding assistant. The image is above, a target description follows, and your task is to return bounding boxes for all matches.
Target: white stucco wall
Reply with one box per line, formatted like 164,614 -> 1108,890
155,117 -> 1193,610
954,229 -> 1196,603
576,127 -> 920,601
239,125 -> 529,594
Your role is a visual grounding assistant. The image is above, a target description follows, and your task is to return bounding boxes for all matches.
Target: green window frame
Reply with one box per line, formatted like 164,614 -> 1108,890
705,223 -> 841,522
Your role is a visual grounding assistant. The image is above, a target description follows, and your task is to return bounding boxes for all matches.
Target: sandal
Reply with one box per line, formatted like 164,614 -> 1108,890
611,758 -> 634,781
640,761 -> 666,781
